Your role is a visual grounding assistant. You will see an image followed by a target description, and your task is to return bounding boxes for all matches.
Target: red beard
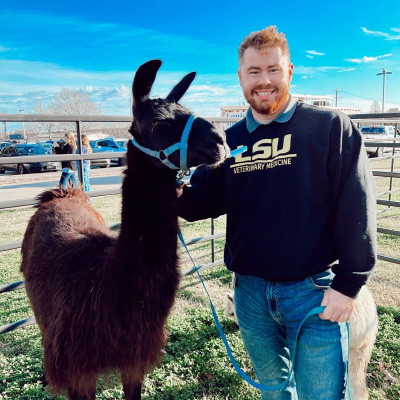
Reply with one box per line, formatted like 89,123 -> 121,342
244,83 -> 290,115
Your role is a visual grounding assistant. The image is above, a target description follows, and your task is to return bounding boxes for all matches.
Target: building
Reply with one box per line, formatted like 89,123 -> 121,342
292,94 -> 361,114
220,105 -> 248,129
221,95 -> 361,128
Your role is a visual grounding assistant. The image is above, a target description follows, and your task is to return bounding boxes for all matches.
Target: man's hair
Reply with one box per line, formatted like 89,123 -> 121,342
238,26 -> 290,62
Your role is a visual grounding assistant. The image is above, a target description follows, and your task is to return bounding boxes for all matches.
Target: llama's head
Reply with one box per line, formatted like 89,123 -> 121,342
128,59 -> 229,171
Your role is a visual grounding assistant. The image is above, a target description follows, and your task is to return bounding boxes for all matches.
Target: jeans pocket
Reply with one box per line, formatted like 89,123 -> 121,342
308,269 -> 334,290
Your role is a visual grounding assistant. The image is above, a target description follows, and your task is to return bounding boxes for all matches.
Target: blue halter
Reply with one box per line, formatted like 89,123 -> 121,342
130,114 -> 196,171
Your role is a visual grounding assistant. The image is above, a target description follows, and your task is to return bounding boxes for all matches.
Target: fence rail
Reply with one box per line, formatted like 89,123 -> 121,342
0,231 -> 224,334
1,112 -> 400,334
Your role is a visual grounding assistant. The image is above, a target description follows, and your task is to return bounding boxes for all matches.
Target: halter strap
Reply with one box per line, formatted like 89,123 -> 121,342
130,114 -> 196,171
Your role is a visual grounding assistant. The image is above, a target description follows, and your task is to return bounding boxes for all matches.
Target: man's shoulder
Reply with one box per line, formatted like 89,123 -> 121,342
225,117 -> 247,134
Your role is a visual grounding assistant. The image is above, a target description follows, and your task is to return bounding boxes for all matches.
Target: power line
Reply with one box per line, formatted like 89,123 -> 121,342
341,90 -> 398,105
340,90 -> 378,101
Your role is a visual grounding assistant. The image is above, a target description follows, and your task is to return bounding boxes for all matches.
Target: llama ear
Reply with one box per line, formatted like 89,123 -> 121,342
132,59 -> 162,105
165,72 -> 196,103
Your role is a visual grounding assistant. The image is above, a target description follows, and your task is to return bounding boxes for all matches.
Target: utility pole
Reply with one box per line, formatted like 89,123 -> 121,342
19,108 -> 26,139
1,112 -> 6,139
377,68 -> 392,113
334,88 -> 342,107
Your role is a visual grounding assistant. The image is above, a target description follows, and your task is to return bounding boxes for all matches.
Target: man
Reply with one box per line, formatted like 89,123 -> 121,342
179,26 -> 376,399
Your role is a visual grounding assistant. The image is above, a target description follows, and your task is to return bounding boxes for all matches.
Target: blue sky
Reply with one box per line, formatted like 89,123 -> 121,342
1,0 -> 400,120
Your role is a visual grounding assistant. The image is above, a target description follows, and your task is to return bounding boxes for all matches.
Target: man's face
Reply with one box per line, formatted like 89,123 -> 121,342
238,46 -> 293,118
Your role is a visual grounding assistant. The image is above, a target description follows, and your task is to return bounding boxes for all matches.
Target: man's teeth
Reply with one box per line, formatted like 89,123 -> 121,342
257,91 -> 273,96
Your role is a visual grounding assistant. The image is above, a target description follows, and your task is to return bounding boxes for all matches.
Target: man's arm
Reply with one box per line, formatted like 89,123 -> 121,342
321,115 -> 377,321
178,164 -> 227,222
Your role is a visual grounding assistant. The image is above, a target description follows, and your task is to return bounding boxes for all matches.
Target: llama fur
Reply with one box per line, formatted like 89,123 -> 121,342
20,59 -> 229,400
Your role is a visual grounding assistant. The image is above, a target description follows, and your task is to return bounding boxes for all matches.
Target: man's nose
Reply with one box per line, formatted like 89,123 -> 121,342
259,72 -> 271,85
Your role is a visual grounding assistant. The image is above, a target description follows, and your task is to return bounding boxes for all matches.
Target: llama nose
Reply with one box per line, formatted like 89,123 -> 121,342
213,128 -> 227,145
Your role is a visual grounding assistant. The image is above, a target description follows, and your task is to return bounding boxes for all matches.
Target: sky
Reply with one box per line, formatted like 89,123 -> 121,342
1,0 -> 400,125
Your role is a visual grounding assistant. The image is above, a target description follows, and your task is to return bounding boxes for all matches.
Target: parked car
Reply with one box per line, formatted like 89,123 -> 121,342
90,138 -> 126,167
37,141 -> 56,154
360,125 -> 395,158
88,140 -> 111,168
115,138 -> 129,149
0,141 -> 12,150
0,144 -> 61,174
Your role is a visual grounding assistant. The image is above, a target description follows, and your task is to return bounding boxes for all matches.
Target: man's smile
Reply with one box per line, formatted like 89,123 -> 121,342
254,89 -> 275,99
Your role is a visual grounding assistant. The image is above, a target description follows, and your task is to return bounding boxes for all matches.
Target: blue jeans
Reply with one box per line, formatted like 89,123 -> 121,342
83,165 -> 91,192
59,170 -> 77,188
76,165 -> 91,192
234,270 -> 346,400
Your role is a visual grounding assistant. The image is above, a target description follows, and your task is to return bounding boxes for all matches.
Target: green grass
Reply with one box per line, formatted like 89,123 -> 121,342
1,265 -> 399,399
0,155 -> 399,399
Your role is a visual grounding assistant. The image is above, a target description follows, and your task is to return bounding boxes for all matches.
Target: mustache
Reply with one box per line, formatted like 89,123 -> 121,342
251,85 -> 277,92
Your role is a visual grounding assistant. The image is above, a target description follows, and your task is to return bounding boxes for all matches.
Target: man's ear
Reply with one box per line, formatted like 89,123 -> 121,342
238,68 -> 243,87
288,62 -> 294,83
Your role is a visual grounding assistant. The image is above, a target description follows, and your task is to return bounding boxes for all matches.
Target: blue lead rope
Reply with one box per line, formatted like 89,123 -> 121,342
178,229 -> 351,398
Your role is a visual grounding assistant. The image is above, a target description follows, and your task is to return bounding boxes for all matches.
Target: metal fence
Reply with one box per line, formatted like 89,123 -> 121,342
1,112 -> 400,334
351,113 -> 400,265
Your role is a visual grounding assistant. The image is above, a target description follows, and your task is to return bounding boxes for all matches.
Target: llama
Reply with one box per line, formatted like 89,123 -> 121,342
20,59 -> 229,400
225,278 -> 378,400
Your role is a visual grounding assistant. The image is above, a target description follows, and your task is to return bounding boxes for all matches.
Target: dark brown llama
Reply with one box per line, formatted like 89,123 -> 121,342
20,59 -> 229,400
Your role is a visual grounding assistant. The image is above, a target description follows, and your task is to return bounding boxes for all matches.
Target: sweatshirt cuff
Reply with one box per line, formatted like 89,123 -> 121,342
330,276 -> 363,298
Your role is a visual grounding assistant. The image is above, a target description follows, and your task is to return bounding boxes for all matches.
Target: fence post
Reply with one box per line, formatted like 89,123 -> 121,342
388,123 -> 398,207
211,218 -> 215,263
76,121 -> 84,188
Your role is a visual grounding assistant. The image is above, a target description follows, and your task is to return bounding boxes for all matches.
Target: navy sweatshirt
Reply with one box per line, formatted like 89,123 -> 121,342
179,103 -> 377,298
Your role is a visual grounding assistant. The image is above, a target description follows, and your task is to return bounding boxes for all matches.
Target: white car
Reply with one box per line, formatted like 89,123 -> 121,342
360,125 -> 395,157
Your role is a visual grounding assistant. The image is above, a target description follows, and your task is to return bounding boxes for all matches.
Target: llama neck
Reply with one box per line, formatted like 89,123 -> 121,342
96,152 -> 181,340
115,152 -> 179,271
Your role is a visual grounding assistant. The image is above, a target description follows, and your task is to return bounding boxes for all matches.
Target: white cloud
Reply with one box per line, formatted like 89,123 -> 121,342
337,68 -> 356,73
0,59 -> 241,117
306,55 -> 314,59
306,50 -> 325,56
361,27 -> 400,41
345,54 -> 392,63
117,85 -> 130,97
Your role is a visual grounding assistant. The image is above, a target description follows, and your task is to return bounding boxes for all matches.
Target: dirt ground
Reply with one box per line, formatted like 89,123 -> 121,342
369,260 -> 400,307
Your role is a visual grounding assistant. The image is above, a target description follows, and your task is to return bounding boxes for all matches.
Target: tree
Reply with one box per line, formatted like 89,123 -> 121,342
27,100 -> 61,138
107,122 -> 131,138
369,100 -> 381,113
52,88 -> 99,116
52,88 -> 100,134
29,88 -> 101,138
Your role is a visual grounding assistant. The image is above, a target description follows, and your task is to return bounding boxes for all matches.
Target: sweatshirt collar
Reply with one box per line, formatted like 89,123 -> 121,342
246,95 -> 297,133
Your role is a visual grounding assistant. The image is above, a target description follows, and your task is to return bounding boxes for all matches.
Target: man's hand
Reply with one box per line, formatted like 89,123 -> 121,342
319,288 -> 356,323
176,182 -> 184,198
